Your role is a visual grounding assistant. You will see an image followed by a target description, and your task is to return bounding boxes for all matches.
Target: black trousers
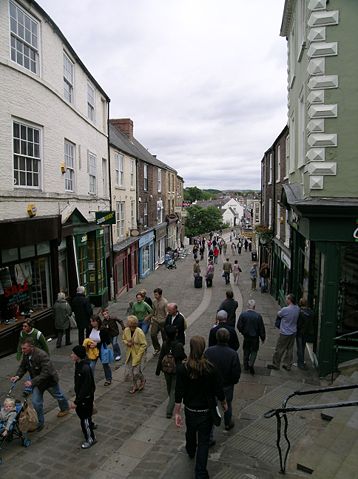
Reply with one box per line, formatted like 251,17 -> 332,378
76,397 -> 95,442
78,327 -> 91,346
243,336 -> 260,368
185,409 -> 213,479
56,328 -> 71,347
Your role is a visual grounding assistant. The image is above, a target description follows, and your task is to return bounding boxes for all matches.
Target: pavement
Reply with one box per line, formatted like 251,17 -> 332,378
0,232 -> 320,478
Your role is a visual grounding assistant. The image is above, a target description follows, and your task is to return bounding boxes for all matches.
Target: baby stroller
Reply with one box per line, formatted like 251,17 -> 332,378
165,252 -> 177,269
0,384 -> 31,465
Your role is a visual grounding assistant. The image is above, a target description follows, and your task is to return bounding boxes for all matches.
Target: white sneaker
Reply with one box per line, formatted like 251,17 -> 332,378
115,356 -> 121,361
81,439 -> 97,449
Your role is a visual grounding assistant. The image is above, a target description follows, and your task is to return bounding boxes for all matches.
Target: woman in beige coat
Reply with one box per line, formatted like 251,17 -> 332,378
123,315 -> 147,393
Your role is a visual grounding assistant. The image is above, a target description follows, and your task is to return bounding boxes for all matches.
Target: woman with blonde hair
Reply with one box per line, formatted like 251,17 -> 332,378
174,336 -> 227,479
123,315 -> 147,394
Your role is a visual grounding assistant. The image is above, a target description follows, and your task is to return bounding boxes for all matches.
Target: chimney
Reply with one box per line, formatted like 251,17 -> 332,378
110,118 -> 133,140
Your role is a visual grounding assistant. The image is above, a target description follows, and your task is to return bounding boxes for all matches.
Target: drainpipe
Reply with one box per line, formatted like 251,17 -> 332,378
107,100 -> 114,300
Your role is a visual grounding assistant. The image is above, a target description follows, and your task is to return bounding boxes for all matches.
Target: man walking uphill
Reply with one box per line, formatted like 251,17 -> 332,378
222,258 -> 232,284
237,300 -> 265,375
150,288 -> 168,356
72,286 -> 93,346
268,294 -> 300,371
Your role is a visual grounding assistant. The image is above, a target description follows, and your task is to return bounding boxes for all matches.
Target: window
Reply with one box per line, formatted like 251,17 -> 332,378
268,153 -> 273,184
276,145 -> 281,182
285,135 -> 290,177
116,201 -> 125,238
289,27 -> 296,87
63,53 -> 74,103
9,1 -> 39,74
102,158 -> 108,197
143,202 -> 148,227
88,151 -> 97,194
131,200 -> 135,228
143,164 -> 148,191
115,153 -> 124,186
64,140 -> 75,191
157,200 -> 163,224
87,83 -> 95,121
276,203 -> 281,239
268,198 -> 272,228
285,209 -> 290,247
297,0 -> 306,60
13,120 -> 40,188
130,160 -> 135,187
157,168 -> 162,192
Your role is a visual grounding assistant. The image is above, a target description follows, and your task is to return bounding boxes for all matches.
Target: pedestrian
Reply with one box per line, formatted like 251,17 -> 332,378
205,328 -> 241,432
268,294 -> 300,371
223,242 -> 227,255
237,240 -> 242,255
131,292 -> 153,334
205,260 -> 214,288
53,292 -> 72,348
296,298 -> 315,370
101,307 -> 125,361
199,244 -> 205,261
259,262 -> 270,293
208,310 -> 239,351
230,242 -> 236,255
237,300 -> 266,375
85,316 -> 113,386
150,288 -> 168,356
155,325 -> 186,418
123,315 -> 147,394
232,260 -> 241,285
193,244 -> 199,260
70,345 -> 96,449
208,248 -> 214,262
248,239 -> 252,252
0,397 -> 17,438
165,303 -> 186,345
217,291 -> 238,327
244,239 -> 248,251
16,319 -> 49,360
174,336 -> 227,479
11,339 -> 70,431
71,286 -> 93,346
140,289 -> 153,308
193,259 -> 201,277
213,245 -> 219,264
222,258 -> 232,285
250,263 -> 258,290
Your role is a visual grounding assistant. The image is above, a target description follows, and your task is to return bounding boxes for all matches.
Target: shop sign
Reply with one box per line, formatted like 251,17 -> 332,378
81,235 -> 87,244
95,211 -> 116,226
139,231 -> 154,247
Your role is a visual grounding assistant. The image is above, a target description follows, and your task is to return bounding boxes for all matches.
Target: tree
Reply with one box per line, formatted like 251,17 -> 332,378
185,205 -> 225,238
184,186 -> 211,202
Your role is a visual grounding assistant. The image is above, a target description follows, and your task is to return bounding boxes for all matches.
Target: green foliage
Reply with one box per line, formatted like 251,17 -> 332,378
185,205 -> 225,237
184,186 -> 212,202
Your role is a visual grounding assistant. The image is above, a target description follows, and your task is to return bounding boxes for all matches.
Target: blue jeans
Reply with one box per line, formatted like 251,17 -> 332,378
139,321 -> 150,334
111,336 -> 121,357
89,359 -> 112,381
32,384 -> 69,425
185,409 -> 213,479
224,272 -> 230,284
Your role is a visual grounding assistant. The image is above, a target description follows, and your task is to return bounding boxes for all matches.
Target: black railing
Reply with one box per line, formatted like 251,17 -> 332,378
331,330 -> 358,382
264,383 -> 358,474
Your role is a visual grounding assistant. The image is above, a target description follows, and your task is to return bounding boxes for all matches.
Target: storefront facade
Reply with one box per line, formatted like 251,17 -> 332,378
138,230 -> 155,279
0,215 -> 61,356
113,238 -> 139,297
167,215 -> 178,250
155,224 -> 167,268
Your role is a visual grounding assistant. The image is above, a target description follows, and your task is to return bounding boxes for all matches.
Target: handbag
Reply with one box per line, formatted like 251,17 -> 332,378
69,312 -> 77,329
100,344 -> 114,364
275,315 -> 281,329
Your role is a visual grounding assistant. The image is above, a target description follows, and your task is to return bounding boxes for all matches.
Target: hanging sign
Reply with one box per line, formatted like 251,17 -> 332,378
95,211 -> 116,226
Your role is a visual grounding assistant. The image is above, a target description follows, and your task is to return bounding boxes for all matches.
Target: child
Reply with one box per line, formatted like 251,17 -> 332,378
0,398 -> 17,437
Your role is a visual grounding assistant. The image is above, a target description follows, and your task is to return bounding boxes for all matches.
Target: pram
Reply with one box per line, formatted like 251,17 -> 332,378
0,383 -> 31,465
164,252 -> 177,269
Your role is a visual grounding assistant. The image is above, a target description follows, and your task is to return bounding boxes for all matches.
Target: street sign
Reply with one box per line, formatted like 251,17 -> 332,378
95,211 -> 116,226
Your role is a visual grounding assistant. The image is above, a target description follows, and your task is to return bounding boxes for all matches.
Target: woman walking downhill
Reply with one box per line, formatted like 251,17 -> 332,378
232,260 -> 241,285
174,336 -> 227,479
123,316 -> 147,394
155,325 -> 186,418
131,292 -> 153,334
83,316 -> 113,386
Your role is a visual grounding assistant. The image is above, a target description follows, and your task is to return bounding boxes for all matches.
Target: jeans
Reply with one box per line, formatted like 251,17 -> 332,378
139,321 -> 150,334
164,373 -> 176,416
89,358 -> 112,382
296,334 -> 306,368
185,409 -> 213,479
111,336 -> 121,358
243,336 -> 260,368
32,384 -> 69,425
224,272 -> 230,284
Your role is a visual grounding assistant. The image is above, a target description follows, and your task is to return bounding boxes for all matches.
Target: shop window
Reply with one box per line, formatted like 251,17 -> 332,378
0,257 -> 51,322
116,260 -> 124,292
2,248 -> 19,263
142,245 -> 150,274
77,243 -> 87,288
87,232 -> 105,296
337,245 -> 358,334
20,245 -> 35,259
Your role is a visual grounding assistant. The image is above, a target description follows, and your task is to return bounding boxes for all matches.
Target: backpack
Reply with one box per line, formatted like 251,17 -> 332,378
161,348 -> 176,374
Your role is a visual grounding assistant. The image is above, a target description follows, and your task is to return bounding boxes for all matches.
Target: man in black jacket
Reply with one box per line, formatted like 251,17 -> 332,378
237,299 -> 266,375
71,345 -> 96,449
11,339 -> 69,431
208,310 -> 239,351
205,328 -> 241,432
71,286 -> 93,346
165,303 -> 186,345
217,291 -> 238,327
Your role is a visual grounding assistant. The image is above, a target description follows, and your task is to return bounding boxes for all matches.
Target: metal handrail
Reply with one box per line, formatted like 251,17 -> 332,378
264,383 -> 358,474
331,330 -> 358,383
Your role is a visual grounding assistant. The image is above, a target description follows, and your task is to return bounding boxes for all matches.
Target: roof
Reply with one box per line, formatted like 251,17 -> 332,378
31,1 -> 110,100
280,0 -> 294,37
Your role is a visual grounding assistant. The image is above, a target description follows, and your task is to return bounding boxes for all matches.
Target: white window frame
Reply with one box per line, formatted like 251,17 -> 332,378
143,164 -> 148,191
116,201 -> 125,239
63,52 -> 74,103
268,198 -> 272,229
276,144 -> 281,182
276,203 -> 281,239
157,200 -> 163,224
143,202 -> 148,227
285,134 -> 290,179
87,82 -> 95,122
268,153 -> 273,184
296,0 -> 306,61
88,151 -> 97,194
13,120 -> 41,189
130,200 -> 135,228
9,1 -> 39,74
115,152 -> 124,186
64,140 -> 75,192
285,209 -> 290,248
157,168 -> 162,192
130,159 -> 135,187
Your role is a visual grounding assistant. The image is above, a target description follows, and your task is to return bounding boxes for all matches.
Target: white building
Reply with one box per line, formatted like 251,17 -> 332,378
0,0 -> 110,353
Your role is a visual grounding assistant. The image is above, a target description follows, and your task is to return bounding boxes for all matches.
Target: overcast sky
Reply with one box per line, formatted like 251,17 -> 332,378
39,0 -> 287,190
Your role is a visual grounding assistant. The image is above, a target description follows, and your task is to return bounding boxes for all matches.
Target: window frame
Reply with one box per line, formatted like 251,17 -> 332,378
63,52 -> 74,103
143,164 -> 148,191
157,168 -> 162,193
130,159 -> 135,188
276,144 -> 281,182
130,199 -> 135,228
13,119 -> 41,189
115,152 -> 124,186
143,202 -> 148,227
87,82 -> 95,122
116,201 -> 125,239
88,151 -> 97,195
64,139 -> 75,192
9,1 -> 39,74
268,153 -> 273,184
